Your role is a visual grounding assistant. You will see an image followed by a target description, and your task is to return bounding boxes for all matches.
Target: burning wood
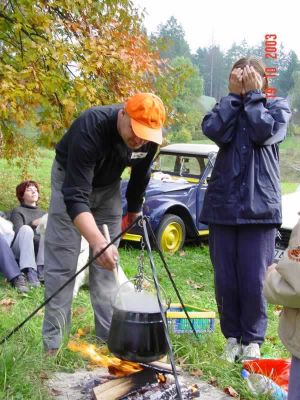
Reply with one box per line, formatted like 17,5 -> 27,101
92,367 -> 199,400
67,339 -> 197,399
123,380 -> 200,399
156,373 -> 167,384
92,369 -> 158,400
68,340 -> 143,377
92,370 -> 199,400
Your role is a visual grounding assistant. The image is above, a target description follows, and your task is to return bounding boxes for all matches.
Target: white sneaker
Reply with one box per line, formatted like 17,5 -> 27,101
242,342 -> 261,360
221,337 -> 242,363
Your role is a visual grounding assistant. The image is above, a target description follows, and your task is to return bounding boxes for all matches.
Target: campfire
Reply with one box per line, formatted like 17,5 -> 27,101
68,340 -> 143,377
67,339 -> 200,399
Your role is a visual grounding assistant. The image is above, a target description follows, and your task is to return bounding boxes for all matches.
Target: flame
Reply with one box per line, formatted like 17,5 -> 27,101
75,327 -> 91,338
67,339 -> 143,377
156,373 -> 167,383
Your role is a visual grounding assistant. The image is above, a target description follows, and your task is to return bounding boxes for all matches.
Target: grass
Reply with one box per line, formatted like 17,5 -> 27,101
0,245 -> 288,400
0,140 -> 299,399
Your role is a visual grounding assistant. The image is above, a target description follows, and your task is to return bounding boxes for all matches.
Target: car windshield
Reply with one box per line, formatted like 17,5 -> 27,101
152,153 -> 209,180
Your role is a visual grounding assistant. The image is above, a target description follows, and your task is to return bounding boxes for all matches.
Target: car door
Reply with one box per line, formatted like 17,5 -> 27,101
196,152 -> 217,231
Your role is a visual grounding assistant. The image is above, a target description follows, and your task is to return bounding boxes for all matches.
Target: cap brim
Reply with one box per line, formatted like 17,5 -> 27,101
131,118 -> 162,145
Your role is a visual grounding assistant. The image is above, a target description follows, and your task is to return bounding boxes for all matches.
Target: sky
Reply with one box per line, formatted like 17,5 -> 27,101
133,0 -> 300,58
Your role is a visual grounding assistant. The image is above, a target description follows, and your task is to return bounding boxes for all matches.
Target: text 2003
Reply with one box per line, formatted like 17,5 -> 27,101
265,34 -> 277,60
265,34 -> 278,98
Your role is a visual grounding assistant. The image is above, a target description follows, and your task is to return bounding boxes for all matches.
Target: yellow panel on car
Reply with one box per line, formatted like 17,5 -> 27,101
198,230 -> 209,236
122,233 -> 142,242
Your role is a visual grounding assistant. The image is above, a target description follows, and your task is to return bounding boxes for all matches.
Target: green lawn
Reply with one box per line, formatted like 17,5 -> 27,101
0,143 -> 298,399
0,244 -> 288,400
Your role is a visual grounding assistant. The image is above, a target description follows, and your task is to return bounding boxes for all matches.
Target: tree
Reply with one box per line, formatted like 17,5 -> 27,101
151,16 -> 191,60
277,49 -> 300,97
156,56 -> 203,141
290,71 -> 300,124
224,40 -> 253,70
193,46 -> 227,100
0,0 -> 161,163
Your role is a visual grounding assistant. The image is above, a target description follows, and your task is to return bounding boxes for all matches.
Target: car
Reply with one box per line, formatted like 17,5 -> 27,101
275,187 -> 300,261
121,143 -> 218,252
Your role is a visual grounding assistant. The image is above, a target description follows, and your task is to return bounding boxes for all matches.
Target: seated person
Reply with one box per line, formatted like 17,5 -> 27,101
182,158 -> 190,174
0,233 -> 29,293
10,180 -> 46,287
174,156 -> 182,174
174,156 -> 190,175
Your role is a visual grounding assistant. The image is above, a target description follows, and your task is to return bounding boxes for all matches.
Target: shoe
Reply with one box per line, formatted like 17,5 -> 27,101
25,268 -> 41,288
11,274 -> 29,293
242,342 -> 261,360
221,337 -> 242,363
37,265 -> 44,283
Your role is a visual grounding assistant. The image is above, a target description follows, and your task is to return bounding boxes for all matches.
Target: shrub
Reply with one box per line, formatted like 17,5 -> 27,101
169,128 -> 192,143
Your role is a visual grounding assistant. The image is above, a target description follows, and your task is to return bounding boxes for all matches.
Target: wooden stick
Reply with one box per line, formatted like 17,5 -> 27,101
140,360 -> 182,374
102,224 -> 120,285
93,369 -> 156,400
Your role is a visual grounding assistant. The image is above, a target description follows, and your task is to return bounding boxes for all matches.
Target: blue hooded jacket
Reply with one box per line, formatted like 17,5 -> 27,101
200,90 -> 291,226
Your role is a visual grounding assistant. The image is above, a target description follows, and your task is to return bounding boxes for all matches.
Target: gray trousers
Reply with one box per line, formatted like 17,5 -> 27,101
11,225 -> 44,271
42,160 -> 122,350
288,356 -> 300,400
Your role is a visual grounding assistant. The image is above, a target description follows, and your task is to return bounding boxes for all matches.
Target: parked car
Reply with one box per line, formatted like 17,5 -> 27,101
275,186 -> 300,261
121,143 -> 218,252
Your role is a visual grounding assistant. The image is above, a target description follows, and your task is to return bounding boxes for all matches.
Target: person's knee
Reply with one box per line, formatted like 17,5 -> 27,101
18,225 -> 34,238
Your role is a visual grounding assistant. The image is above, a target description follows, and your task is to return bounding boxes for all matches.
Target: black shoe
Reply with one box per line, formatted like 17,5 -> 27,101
11,274 -> 29,293
37,265 -> 44,283
25,268 -> 41,288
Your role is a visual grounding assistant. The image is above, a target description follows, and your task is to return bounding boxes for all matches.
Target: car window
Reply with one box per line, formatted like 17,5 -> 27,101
153,154 -> 208,178
152,155 -> 173,172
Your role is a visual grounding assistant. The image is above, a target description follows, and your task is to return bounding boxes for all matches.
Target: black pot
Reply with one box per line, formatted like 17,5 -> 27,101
108,307 -> 168,363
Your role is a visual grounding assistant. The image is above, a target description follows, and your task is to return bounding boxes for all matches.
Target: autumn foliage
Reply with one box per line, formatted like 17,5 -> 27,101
0,0 -> 162,159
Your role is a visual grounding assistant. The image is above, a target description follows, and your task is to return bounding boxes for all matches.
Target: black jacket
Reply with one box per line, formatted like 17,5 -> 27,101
200,90 -> 291,226
55,105 -> 158,220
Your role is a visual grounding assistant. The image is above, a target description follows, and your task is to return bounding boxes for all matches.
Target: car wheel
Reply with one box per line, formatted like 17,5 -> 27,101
156,214 -> 186,253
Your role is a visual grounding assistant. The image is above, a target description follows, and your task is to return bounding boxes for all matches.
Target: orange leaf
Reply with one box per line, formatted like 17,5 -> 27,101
0,298 -> 16,307
224,386 -> 240,397
190,368 -> 204,377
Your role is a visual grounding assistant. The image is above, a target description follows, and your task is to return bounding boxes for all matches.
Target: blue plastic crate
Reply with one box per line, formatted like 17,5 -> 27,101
167,303 -> 215,334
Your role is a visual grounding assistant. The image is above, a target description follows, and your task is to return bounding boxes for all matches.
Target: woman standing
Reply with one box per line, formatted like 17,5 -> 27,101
200,57 -> 291,362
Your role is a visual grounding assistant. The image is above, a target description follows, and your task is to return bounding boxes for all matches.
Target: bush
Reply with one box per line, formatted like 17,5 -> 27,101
169,128 -> 192,143
288,123 -> 296,136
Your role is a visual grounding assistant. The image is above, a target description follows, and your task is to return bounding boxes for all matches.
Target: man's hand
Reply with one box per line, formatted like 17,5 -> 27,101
266,263 -> 277,277
242,65 -> 263,93
127,211 -> 142,226
228,68 -> 243,95
92,240 -> 119,271
122,211 -> 142,231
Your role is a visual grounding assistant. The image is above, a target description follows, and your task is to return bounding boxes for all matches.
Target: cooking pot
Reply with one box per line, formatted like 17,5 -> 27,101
107,287 -> 168,363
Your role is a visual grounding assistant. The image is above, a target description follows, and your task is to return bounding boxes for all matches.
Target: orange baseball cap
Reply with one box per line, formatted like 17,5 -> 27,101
124,93 -> 166,145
